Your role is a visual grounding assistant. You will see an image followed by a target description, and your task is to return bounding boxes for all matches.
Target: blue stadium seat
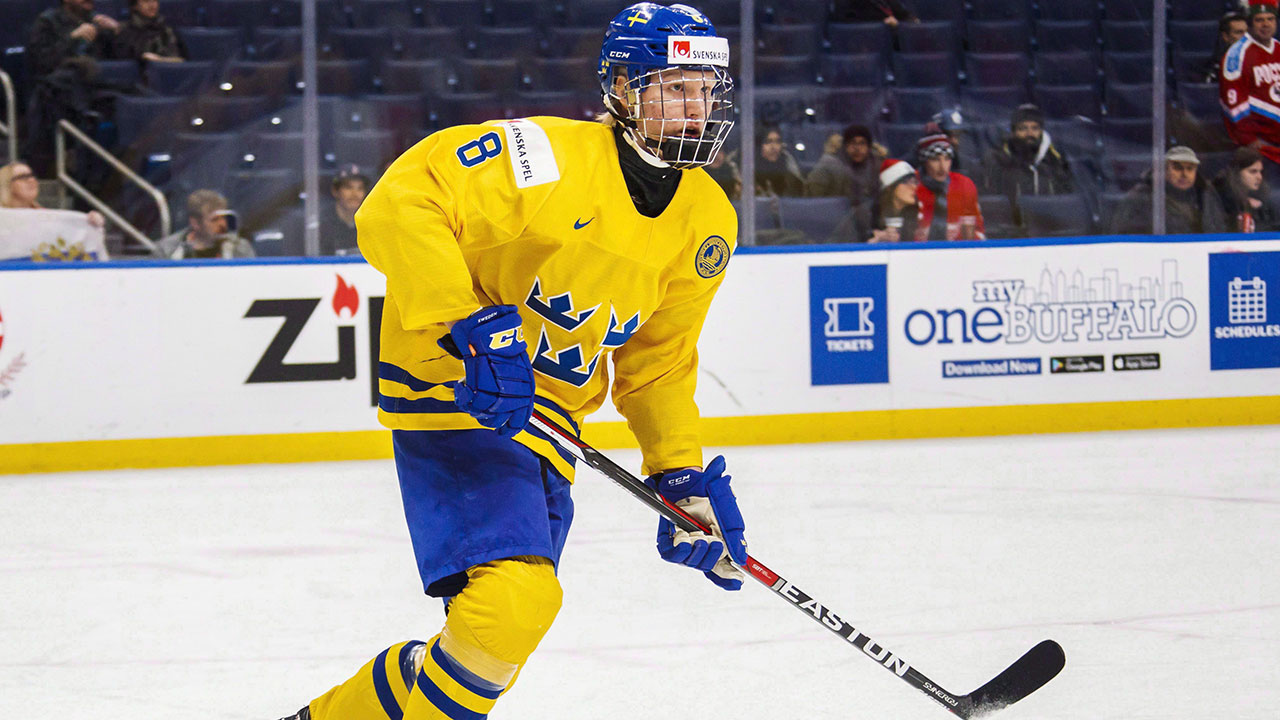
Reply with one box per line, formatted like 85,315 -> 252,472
456,58 -> 524,94
275,0 -> 348,28
1170,0 -> 1232,21
381,59 -> 450,95
777,197 -> 853,244
474,27 -> 543,60
398,28 -> 469,60
821,87 -> 883,125
228,168 -> 303,229
1035,84 -> 1102,120
1104,52 -> 1155,85
757,23 -> 821,56
979,194 -> 1018,238
757,55 -> 817,86
1044,117 -> 1103,159
338,95 -> 424,136
510,90 -> 592,120
250,208 -> 301,256
1104,0 -> 1153,21
1033,51 -> 1098,86
148,61 -> 220,95
1168,20 -> 1220,56
966,20 -> 1031,54
1020,193 -> 1092,237
96,59 -> 140,88
350,0 -> 419,28
316,59 -> 372,95
1034,20 -> 1100,55
171,131 -> 244,190
423,0 -> 486,27
1106,153 -> 1152,191
1105,82 -> 1153,119
329,29 -> 396,64
881,121 -> 926,158
1037,0 -> 1100,22
1101,21 -> 1153,53
753,85 -> 832,125
334,129 -> 396,172
819,53 -> 886,87
432,91 -> 506,126
181,27 -> 245,63
893,52 -> 959,90
1100,117 -> 1154,153
968,0 -> 1031,23
965,53 -> 1030,89
561,0 -> 624,27
543,26 -> 602,59
1097,190 -> 1130,231
223,60 -> 294,97
1179,82 -> 1221,122
696,0 -> 743,25
897,21 -> 961,56
151,0 -> 199,26
252,28 -> 302,61
888,87 -> 955,123
252,132 -> 306,170
193,95 -> 277,132
531,57 -> 599,92
115,95 -> 188,152
763,1 -> 826,25
826,23 -> 893,60
0,0 -> 43,49
961,86 -> 1032,122
1172,48 -> 1213,83
782,121 -> 844,166
912,0 -> 966,23
208,0 -> 280,30
489,0 -> 557,26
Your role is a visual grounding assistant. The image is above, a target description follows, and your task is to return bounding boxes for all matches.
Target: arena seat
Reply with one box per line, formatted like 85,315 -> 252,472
334,129 -> 396,172
531,57 -> 599,92
148,61 -> 220,95
1104,52 -> 1155,85
1104,82 -> 1154,119
432,91 -> 506,126
911,0 -> 966,24
887,87 -> 956,123
757,24 -> 821,57
380,59 -> 450,95
1168,20 -> 1220,57
968,0 -> 1031,23
777,197 -> 852,244
96,59 -> 140,89
1178,82 -> 1221,122
1019,193 -> 1093,237
316,59 -> 372,96
422,0 -> 486,27
762,1 -> 826,25
1105,0 -> 1154,22
510,91 -> 592,121
208,0 -> 280,30
1033,20 -> 1099,55
965,53 -> 1030,89
181,27 -> 246,63
251,132 -> 307,170
350,0 -> 420,29
194,95 -> 278,132
223,60 -> 294,97
819,53 -> 885,87
979,194 -> 1017,239
1100,117 -> 1155,154
1037,0 -> 1100,23
960,86 -> 1032,121
782,121 -> 844,167
1101,21 -> 1154,53
1170,0 -> 1232,22
1033,51 -> 1098,86
966,20 -> 1031,54
896,21 -> 961,56
250,28 -> 302,61
329,28 -> 396,64
474,27 -> 543,60
561,0 -> 624,28
757,55 -> 817,87
1106,153 -> 1154,190
228,168 -> 304,234
115,95 -> 189,152
753,85 -> 832,125
881,122 -> 926,158
456,58 -> 524,94
171,131 -> 244,190
1035,84 -> 1102,120
826,23 -> 893,60
543,27 -> 601,59
398,28 -> 469,60
893,53 -> 960,91
276,0 -> 348,29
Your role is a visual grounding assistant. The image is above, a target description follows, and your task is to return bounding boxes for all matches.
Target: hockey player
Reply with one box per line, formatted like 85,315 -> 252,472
278,4 -> 747,719
1220,0 -> 1280,164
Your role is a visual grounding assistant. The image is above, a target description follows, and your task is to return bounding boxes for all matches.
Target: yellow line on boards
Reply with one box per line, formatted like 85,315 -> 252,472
3,396 -> 1278,474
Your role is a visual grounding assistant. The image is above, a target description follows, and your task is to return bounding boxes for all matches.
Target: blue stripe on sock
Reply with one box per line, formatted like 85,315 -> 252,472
429,640 -> 505,700
398,640 -> 425,691
371,647 -> 403,720
416,670 -> 488,720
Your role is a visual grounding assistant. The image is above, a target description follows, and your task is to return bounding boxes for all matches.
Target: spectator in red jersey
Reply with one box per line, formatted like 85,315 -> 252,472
914,132 -> 984,241
1213,147 -> 1279,232
830,0 -> 918,28
1220,0 -> 1280,164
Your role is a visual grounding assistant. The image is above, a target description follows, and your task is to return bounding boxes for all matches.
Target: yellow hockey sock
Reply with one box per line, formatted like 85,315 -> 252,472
309,639 -> 426,720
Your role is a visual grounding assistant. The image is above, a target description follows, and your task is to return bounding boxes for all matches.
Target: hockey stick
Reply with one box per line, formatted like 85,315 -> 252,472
528,409 -> 1065,718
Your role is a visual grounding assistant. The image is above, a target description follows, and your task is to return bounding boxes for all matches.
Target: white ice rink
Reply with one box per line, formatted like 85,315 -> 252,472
3,425 -> 1278,720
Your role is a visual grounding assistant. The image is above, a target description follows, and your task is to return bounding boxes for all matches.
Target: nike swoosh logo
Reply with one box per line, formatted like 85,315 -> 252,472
574,217 -> 593,230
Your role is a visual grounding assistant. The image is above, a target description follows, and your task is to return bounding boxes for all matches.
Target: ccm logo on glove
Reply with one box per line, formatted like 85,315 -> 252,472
438,305 -> 536,438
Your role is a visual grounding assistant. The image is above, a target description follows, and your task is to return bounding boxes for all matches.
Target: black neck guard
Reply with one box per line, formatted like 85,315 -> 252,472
614,125 -> 682,219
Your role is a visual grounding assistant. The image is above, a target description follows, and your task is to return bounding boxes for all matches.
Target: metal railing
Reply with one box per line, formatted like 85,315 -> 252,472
55,119 -> 169,255
0,69 -> 16,163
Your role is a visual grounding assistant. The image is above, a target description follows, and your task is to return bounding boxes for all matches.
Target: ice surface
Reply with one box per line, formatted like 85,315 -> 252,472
2,426 -> 1278,719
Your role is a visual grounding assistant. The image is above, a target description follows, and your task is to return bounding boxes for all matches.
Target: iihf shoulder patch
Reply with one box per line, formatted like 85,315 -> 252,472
695,235 -> 731,278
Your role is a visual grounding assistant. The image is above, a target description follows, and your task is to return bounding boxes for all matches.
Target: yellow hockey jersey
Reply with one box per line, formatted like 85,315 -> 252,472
356,116 -> 737,479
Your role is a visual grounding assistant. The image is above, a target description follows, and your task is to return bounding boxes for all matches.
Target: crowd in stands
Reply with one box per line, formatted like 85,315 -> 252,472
2,0 -> 1280,257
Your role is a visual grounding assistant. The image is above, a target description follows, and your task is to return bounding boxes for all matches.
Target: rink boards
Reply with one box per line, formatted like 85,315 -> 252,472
1,234 -> 1278,472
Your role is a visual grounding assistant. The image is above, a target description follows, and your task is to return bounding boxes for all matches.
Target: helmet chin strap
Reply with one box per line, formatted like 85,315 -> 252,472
606,93 -> 673,169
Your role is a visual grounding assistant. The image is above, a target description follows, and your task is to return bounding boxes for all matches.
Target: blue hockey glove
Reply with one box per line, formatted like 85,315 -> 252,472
437,305 -> 535,438
646,455 -> 748,591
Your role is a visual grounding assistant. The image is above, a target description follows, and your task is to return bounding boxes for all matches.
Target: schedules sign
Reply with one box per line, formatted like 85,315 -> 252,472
1209,251 -> 1280,371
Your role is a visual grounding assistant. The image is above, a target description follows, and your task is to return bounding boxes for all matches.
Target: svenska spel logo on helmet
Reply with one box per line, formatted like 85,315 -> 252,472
666,35 -> 730,67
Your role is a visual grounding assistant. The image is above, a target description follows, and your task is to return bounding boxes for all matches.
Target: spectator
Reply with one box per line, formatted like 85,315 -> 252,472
23,0 -> 121,176
830,0 -> 918,27
915,132 -> 985,240
1111,146 -> 1229,235
0,160 -> 106,226
704,145 -> 742,201
1213,146 -> 1279,232
930,109 -> 979,174
753,125 -> 804,197
980,104 -> 1074,198
804,124 -> 885,204
1204,12 -> 1248,82
828,158 -> 923,243
1220,0 -> 1280,165
114,0 -> 187,66
322,165 -> 369,256
157,189 -> 256,259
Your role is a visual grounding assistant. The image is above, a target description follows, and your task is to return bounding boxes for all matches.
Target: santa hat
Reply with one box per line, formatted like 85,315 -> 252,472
879,158 -> 916,190
916,132 -> 954,160
1247,0 -> 1277,18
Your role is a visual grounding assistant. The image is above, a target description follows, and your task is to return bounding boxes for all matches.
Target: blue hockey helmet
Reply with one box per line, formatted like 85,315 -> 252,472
597,3 -> 735,168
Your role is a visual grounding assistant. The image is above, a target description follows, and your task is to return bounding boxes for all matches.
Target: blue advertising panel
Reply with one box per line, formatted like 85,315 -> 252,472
1209,251 -> 1280,371
809,264 -> 888,385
